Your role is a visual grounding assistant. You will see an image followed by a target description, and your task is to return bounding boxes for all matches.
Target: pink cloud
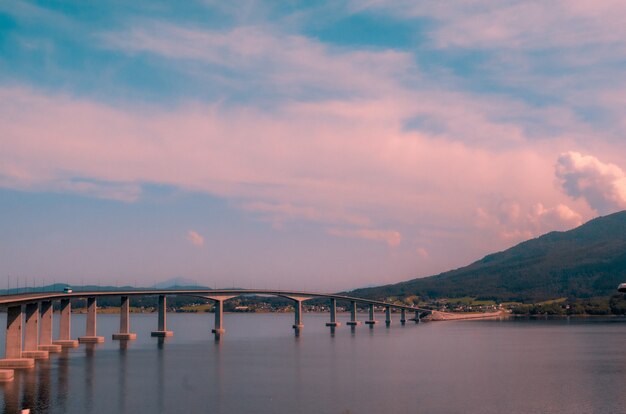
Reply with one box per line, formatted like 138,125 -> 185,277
475,201 -> 583,243
416,247 -> 429,259
240,201 -> 370,227
327,228 -> 402,247
187,230 -> 204,247
0,85 -> 598,262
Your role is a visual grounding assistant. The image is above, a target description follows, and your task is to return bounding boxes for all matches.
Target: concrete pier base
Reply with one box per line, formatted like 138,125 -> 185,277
150,331 -> 173,337
325,322 -> 341,327
21,350 -> 48,360
0,369 -> 14,382
346,321 -> 361,326
292,324 -> 304,330
365,320 -> 378,325
0,359 -> 35,369
38,344 -> 62,353
78,336 -> 104,344
211,328 -> 225,335
112,333 -> 137,340
52,340 -> 79,348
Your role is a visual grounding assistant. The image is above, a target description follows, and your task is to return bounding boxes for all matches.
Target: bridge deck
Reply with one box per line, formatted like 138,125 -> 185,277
0,289 -> 430,312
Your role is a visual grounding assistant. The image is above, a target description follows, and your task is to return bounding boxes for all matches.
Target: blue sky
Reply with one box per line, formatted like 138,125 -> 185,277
2,1 -> 626,290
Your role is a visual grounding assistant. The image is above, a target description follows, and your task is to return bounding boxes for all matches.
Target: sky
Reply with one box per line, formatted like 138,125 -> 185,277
2,1 -> 626,291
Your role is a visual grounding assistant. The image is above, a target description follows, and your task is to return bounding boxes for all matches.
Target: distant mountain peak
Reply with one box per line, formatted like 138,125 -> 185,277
152,277 -> 205,289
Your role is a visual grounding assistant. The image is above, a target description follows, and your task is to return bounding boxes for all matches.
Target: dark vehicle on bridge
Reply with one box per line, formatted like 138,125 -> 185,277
619,283 -> 626,293
63,287 -> 73,293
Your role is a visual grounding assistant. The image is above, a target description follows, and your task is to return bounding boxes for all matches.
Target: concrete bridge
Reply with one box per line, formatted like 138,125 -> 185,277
0,288 -> 430,381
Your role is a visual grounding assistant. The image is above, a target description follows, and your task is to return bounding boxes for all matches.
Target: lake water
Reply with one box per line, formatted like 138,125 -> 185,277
2,312 -> 626,413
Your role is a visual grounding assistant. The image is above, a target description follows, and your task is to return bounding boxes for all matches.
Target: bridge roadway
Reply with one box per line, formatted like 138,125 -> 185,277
0,289 -> 430,379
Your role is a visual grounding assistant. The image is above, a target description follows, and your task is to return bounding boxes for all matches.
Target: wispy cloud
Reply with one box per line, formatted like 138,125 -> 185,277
327,228 -> 401,247
100,22 -> 413,102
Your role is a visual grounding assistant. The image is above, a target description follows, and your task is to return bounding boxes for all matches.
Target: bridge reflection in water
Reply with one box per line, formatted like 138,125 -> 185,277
0,289 -> 430,380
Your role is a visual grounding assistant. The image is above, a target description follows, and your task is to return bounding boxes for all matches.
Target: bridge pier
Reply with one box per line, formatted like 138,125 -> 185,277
365,304 -> 377,327
292,300 -> 304,331
325,298 -> 341,327
53,298 -> 79,348
400,308 -> 406,325
78,297 -> 104,344
205,295 -> 236,340
211,299 -> 225,339
410,310 -> 420,323
347,301 -> 361,326
151,295 -> 173,337
38,301 -> 62,353
22,303 -> 48,359
113,296 -> 137,340
0,305 -> 34,369
385,306 -> 391,327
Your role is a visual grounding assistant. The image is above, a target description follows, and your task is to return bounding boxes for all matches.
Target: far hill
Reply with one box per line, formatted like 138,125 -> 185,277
352,210 -> 626,302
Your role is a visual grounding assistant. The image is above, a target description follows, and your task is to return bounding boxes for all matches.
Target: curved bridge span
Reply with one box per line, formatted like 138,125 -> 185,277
0,289 -> 430,376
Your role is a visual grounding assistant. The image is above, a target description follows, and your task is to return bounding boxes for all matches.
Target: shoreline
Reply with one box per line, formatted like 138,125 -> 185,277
428,310 -> 508,321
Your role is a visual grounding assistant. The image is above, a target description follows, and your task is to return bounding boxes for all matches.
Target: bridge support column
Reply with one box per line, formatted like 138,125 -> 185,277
151,295 -> 173,337
346,301 -> 361,326
410,310 -> 420,323
211,299 -> 225,339
385,306 -> 391,327
365,304 -> 377,327
400,308 -> 406,325
0,306 -> 34,369
53,299 -> 79,348
22,303 -> 48,359
292,300 -> 304,331
78,297 -> 104,343
326,298 -> 341,327
38,301 -> 61,353
113,296 -> 137,340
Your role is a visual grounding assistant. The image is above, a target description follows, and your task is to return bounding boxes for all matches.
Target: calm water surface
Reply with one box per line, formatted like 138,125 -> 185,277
1,312 -> 626,413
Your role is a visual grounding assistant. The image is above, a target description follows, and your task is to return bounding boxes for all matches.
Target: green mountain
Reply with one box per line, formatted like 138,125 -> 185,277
352,210 -> 626,302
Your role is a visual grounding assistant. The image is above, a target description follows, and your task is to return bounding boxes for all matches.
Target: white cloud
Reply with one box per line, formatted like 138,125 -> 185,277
475,200 -> 583,243
556,151 -> 626,214
186,230 -> 204,247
